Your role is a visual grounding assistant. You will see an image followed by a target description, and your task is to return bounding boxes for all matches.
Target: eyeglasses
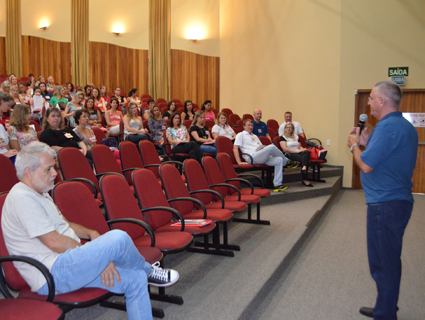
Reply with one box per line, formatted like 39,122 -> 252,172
368,96 -> 382,102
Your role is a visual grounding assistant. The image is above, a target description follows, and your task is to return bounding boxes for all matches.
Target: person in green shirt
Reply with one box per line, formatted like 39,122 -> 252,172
49,86 -> 68,110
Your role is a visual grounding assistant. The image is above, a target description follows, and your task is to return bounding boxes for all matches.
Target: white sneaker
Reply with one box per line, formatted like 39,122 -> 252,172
147,262 -> 179,287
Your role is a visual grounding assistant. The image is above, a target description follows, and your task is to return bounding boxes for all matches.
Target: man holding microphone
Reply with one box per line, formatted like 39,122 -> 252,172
348,81 -> 417,320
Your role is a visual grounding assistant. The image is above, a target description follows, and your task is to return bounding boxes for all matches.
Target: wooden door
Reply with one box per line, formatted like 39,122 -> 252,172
353,89 -> 425,193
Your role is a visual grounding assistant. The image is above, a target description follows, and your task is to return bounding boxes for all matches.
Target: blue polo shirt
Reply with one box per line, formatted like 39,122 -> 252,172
252,120 -> 268,137
360,111 -> 418,204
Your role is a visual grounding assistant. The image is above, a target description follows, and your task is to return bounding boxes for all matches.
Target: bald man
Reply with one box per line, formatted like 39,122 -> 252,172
252,109 -> 271,141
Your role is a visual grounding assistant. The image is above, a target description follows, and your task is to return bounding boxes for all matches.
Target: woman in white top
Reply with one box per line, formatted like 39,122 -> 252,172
279,122 -> 313,187
212,112 -> 236,140
0,123 -> 18,159
127,88 -> 141,108
7,104 -> 38,152
29,86 -> 46,121
73,109 -> 97,150
123,102 -> 148,144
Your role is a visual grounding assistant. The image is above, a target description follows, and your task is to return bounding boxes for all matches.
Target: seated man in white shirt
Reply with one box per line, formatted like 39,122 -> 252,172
233,119 -> 297,191
278,111 -> 320,148
1,142 -> 179,320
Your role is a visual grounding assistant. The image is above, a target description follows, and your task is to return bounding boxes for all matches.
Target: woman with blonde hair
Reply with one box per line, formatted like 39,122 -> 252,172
279,122 -> 313,187
212,112 -> 236,140
50,86 -> 68,109
64,91 -> 85,128
10,85 -> 23,104
190,110 -> 216,155
7,104 -> 38,152
123,102 -> 148,144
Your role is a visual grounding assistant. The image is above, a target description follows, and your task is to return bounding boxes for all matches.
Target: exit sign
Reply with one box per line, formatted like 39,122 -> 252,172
388,67 -> 408,77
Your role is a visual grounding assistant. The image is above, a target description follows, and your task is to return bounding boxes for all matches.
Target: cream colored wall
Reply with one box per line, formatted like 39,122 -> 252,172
171,0 -> 220,57
220,0 -> 341,174
89,0 -> 148,49
338,0 -> 425,187
21,0 -> 71,42
0,0 -> 6,36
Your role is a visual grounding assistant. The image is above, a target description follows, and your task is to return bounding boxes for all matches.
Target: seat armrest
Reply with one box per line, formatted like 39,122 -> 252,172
225,178 -> 254,194
140,206 -> 186,232
167,197 -> 207,219
189,189 -> 225,209
107,218 -> 156,246
209,183 -> 242,200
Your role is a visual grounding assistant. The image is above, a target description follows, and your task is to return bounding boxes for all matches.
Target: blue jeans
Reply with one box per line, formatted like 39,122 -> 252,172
37,230 -> 153,320
250,145 -> 288,186
200,144 -> 217,155
367,200 -> 413,320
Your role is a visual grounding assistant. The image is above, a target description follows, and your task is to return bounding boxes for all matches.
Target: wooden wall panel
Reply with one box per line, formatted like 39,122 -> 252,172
21,36 -> 71,84
171,49 -> 220,109
353,89 -> 425,193
89,42 -> 148,96
0,37 -> 6,75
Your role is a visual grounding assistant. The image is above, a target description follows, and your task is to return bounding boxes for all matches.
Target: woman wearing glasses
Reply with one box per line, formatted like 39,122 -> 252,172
64,91 -> 85,128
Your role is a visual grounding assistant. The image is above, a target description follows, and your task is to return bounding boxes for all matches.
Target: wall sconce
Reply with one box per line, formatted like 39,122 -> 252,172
186,26 -> 204,42
112,25 -> 124,36
39,21 -> 49,30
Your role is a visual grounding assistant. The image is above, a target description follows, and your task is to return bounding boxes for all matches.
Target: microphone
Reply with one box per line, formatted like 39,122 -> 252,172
359,114 -> 368,134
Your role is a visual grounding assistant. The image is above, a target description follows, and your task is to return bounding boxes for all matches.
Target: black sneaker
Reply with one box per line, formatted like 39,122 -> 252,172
286,160 -> 300,169
273,185 -> 288,192
147,262 -> 179,287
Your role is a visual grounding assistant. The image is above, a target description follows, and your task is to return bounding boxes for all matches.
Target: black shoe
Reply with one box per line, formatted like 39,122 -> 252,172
359,307 -> 374,318
148,262 -> 179,287
302,180 -> 313,187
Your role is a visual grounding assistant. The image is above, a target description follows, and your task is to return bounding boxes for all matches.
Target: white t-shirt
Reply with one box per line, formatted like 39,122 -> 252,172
0,123 -> 9,154
212,124 -> 235,139
234,131 -> 262,162
2,182 -> 80,292
278,121 -> 303,136
280,134 -> 300,151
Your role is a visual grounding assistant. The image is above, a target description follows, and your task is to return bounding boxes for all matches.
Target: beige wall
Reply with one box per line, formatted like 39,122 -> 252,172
171,0 -> 220,57
21,0 -> 71,42
89,0 -> 149,49
0,0 -> 6,36
220,0 -> 425,188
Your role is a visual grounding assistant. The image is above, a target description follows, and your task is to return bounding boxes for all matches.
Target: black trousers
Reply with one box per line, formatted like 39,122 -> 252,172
174,141 -> 203,162
288,150 -> 310,168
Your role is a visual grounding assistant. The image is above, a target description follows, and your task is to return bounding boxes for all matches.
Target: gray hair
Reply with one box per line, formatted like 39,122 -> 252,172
1,81 -> 10,90
374,81 -> 403,108
15,142 -> 56,180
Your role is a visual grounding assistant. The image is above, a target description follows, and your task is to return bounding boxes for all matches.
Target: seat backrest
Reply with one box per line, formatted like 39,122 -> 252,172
183,159 -> 214,205
132,169 -> 172,230
171,99 -> 181,104
242,114 -> 253,121
119,141 -> 144,184
216,136 -> 238,165
229,114 -> 241,125
268,127 -> 277,140
216,153 -> 240,193
298,135 -> 308,148
57,147 -> 100,193
202,156 -> 228,197
99,174 -> 146,239
141,94 -> 152,99
205,120 -> 215,131
52,181 -> 110,238
92,144 -> 123,176
156,98 -> 166,105
101,113 -> 108,127
259,136 -> 271,145
0,155 -> 19,193
91,127 -> 106,144
273,136 -> 283,151
29,120 -> 42,132
221,108 -> 233,117
0,192 -> 28,291
139,140 -> 161,178
142,119 -> 149,134
183,120 -> 192,131
159,164 -> 194,215
267,119 -> 279,133
236,119 -> 244,132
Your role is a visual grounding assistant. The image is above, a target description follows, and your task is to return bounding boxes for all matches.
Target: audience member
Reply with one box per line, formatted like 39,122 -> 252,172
112,87 -> 126,107
234,119 -> 294,191
278,111 -> 305,138
27,73 -> 35,88
127,88 -> 141,108
62,84 -> 72,102
163,101 -> 177,121
50,86 -> 68,109
39,82 -> 52,104
84,97 -> 102,128
92,87 -> 106,112
190,110 -> 216,155
252,109 -> 271,141
166,113 -> 203,162
182,100 -> 195,121
10,85 -> 23,104
67,82 -> 75,97
142,99 -> 155,120
46,76 -> 56,93
18,82 -> 31,105
8,74 -> 18,86
212,112 -> 236,140
279,122 -> 313,187
64,91 -> 85,128
201,100 -> 216,121
73,109 -> 97,150
0,122 -> 18,159
84,84 -> 92,100
39,75 -> 46,84
0,93 -> 15,124
0,81 -> 11,95
2,141 -> 179,320
105,97 -> 123,134
148,105 -> 167,145
7,104 -> 38,152
29,86 -> 45,121
100,85 -> 110,108
123,102 -> 149,144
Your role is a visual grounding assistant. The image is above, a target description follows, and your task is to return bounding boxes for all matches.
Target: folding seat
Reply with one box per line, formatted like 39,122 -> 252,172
242,114 -> 253,121
29,120 -> 42,132
183,119 -> 192,131
259,136 -> 271,145
158,164 -> 238,255
91,144 -> 137,191
171,99 -> 181,104
139,140 -> 186,185
57,147 -> 103,206
183,158 -> 247,214
0,154 -> 19,192
267,119 -> 279,135
175,102 -> 184,111
205,120 -> 215,131
156,98 -> 167,105
298,135 -> 327,183
141,94 -> 152,100
133,168 -> 238,257
119,141 -> 145,185
268,128 -> 277,140
101,114 -> 124,142
221,108 -> 233,117
229,114 -> 241,125
211,108 -> 219,116
91,126 -> 106,144
202,156 -> 269,225
215,136 -> 254,172
163,135 -> 191,162
0,294 -> 64,320
0,193 -> 112,316
236,119 -> 244,132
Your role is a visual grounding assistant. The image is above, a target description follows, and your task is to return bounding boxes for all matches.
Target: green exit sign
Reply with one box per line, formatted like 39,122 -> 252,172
388,67 -> 408,77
